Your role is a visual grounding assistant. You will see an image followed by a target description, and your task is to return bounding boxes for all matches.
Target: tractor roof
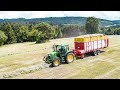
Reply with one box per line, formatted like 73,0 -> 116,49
55,44 -> 69,46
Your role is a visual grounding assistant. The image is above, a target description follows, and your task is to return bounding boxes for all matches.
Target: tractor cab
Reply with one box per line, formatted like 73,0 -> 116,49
53,44 -> 69,55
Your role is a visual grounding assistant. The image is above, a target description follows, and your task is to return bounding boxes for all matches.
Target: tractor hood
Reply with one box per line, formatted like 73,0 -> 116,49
48,52 -> 58,57
45,51 -> 59,64
49,52 -> 58,55
48,51 -> 59,59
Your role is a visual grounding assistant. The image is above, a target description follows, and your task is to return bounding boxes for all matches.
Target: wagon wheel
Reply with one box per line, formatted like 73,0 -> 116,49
97,50 -> 100,55
93,50 -> 97,56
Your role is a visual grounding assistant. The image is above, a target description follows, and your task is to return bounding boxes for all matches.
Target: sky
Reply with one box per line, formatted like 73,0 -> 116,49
0,11 -> 120,20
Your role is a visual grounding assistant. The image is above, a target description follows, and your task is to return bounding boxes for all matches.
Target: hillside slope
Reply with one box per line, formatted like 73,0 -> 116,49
0,17 -> 117,27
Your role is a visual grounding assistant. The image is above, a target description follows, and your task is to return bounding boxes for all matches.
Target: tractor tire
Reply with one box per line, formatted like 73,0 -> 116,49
66,53 -> 75,64
52,57 -> 61,67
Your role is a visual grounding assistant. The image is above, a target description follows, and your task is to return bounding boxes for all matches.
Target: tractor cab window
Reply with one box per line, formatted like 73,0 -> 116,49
54,45 -> 68,54
59,46 -> 66,54
56,45 -> 61,51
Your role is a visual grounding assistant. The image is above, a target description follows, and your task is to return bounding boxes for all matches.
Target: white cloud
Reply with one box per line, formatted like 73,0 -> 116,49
0,11 -> 120,20
0,11 -> 65,19
63,11 -> 120,20
29,11 -> 65,18
101,11 -> 120,20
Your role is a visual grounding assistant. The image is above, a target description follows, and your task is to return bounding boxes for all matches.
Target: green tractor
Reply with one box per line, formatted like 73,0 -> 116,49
43,44 -> 75,67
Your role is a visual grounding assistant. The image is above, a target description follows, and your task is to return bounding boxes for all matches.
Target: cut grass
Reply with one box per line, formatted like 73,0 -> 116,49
68,61 -> 117,79
0,35 -> 120,79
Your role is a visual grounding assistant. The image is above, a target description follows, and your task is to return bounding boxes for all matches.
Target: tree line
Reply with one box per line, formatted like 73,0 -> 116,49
0,22 -> 86,46
0,17 -> 119,46
100,27 -> 120,35
0,22 -> 61,46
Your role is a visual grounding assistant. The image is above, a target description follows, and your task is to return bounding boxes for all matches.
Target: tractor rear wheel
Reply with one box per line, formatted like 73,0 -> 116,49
52,57 -> 61,67
66,53 -> 75,63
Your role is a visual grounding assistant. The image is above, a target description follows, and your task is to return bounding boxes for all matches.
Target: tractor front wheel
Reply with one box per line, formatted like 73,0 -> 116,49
52,57 -> 61,67
66,53 -> 75,64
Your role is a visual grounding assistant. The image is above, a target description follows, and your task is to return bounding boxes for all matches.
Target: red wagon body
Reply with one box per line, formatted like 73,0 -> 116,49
73,34 -> 109,58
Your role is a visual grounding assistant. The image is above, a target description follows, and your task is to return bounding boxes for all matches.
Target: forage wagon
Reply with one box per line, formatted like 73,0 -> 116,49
73,34 -> 109,59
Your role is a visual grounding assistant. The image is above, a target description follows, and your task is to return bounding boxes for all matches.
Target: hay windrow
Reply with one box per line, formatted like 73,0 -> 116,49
0,63 -> 49,79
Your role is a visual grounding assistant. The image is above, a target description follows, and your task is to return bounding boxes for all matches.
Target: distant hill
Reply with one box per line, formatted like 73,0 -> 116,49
0,17 -> 120,27
112,20 -> 120,24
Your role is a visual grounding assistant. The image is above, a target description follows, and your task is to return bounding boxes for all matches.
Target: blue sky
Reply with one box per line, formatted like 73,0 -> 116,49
0,11 -> 120,20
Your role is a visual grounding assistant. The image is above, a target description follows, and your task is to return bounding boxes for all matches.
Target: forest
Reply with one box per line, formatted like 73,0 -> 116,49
0,17 -> 120,46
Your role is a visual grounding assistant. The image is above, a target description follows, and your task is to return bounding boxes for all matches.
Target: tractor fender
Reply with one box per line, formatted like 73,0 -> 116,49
65,51 -> 74,57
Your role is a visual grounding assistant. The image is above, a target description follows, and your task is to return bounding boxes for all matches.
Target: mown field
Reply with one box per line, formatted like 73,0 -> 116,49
0,35 -> 120,79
